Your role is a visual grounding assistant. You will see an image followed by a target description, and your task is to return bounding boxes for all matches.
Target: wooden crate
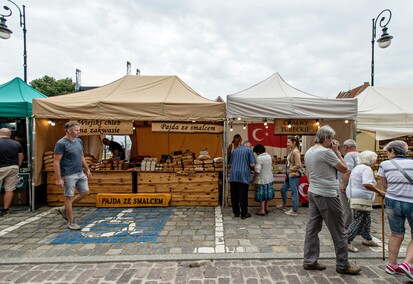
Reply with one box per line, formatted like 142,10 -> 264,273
46,171 -> 133,206
138,172 -> 219,206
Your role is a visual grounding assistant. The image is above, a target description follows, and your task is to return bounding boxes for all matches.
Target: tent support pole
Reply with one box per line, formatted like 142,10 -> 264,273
222,120 -> 228,208
30,117 -> 36,212
25,117 -> 33,211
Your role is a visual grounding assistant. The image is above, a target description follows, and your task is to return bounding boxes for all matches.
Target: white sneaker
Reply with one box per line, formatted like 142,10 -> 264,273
285,209 -> 298,216
67,220 -> 81,231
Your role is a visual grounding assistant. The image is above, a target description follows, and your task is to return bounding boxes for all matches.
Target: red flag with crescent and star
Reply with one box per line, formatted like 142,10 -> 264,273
248,123 -> 288,147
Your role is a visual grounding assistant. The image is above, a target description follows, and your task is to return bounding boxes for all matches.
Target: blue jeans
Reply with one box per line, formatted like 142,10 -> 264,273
385,197 -> 413,235
280,176 -> 299,211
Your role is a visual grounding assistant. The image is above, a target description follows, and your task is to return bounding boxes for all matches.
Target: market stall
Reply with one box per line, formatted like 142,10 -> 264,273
357,86 -> 413,142
225,72 -> 358,206
32,75 -> 225,207
0,77 -> 47,211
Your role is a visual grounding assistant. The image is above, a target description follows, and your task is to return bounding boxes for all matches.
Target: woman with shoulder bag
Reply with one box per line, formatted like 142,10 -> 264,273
378,140 -> 413,279
346,150 -> 385,253
277,136 -> 303,216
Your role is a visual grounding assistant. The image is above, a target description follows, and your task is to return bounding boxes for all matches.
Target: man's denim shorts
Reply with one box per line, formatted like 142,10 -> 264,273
385,197 -> 413,235
63,172 -> 89,197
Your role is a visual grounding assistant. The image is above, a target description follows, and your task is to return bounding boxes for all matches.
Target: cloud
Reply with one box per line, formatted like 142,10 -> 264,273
1,0 -> 412,100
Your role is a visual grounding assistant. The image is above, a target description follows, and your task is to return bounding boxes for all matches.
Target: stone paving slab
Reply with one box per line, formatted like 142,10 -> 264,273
0,205 -> 409,265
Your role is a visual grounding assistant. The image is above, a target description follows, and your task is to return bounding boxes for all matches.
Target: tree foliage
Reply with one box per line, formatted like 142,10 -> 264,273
30,76 -> 75,97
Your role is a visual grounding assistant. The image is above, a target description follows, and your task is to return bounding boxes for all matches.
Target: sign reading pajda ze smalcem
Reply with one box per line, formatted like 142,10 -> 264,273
152,122 -> 223,133
96,193 -> 171,208
76,119 -> 133,135
274,119 -> 319,135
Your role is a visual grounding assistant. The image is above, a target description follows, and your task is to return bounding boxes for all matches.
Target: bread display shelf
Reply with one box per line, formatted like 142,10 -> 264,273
46,170 -> 220,207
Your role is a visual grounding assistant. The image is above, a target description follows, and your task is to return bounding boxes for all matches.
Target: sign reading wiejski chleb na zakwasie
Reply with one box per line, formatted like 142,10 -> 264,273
76,119 -> 133,135
151,122 -> 223,133
273,119 -> 319,135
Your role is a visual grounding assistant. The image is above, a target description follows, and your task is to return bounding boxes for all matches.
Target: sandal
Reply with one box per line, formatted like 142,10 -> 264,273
256,212 -> 266,216
348,244 -> 359,253
362,240 -> 379,247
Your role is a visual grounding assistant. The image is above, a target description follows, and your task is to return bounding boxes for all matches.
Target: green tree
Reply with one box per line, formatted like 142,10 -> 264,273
30,76 -> 75,97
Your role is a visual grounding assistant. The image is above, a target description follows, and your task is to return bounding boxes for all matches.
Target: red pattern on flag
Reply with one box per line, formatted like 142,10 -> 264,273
247,123 -> 287,147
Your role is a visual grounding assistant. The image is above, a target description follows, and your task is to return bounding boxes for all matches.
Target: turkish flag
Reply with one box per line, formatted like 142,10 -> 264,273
248,123 -> 287,147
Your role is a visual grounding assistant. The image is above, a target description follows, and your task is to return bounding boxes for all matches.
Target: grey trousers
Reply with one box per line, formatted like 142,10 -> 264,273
303,192 -> 349,269
339,189 -> 353,230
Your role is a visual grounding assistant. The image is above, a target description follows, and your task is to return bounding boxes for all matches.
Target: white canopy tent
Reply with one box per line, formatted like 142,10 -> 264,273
227,73 -> 357,120
357,86 -> 413,140
224,73 -> 358,206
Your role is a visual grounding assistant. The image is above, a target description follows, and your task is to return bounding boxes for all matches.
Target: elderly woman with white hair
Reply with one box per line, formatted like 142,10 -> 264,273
378,140 -> 413,279
346,150 -> 385,253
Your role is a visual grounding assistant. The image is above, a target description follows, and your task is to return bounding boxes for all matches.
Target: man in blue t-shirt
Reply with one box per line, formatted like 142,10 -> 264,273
54,122 -> 92,230
229,140 -> 256,219
0,128 -> 23,216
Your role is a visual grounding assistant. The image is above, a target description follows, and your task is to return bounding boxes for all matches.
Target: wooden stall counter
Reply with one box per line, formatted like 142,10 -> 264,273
137,171 -> 219,206
46,170 -> 133,206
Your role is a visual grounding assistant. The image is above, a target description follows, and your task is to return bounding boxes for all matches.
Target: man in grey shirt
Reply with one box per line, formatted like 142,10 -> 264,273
339,139 -> 360,231
303,125 -> 361,275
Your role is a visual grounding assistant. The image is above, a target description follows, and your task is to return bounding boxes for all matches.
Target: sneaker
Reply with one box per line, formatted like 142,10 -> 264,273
67,220 -> 81,231
241,213 -> 251,220
336,263 -> 361,275
285,209 -> 298,216
303,262 -> 327,271
385,263 -> 404,275
348,244 -> 359,253
399,262 -> 413,280
362,240 -> 379,247
276,204 -> 288,210
57,206 -> 68,221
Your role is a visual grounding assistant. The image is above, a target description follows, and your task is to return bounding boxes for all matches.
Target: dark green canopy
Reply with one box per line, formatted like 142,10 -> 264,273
0,77 -> 46,117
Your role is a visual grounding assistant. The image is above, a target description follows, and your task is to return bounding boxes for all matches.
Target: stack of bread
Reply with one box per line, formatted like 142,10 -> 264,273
102,159 -> 113,170
195,148 -> 211,171
43,151 -> 54,171
213,157 -> 223,171
172,154 -> 183,171
113,159 -> 125,170
162,157 -> 174,172
182,150 -> 195,172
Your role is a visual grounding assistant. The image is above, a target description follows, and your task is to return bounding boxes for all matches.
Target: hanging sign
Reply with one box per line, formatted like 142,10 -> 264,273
151,122 -> 223,134
379,135 -> 413,149
273,119 -> 319,135
76,119 -> 133,135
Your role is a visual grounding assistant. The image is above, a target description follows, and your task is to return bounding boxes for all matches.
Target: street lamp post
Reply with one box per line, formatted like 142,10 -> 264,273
0,0 -> 27,82
371,9 -> 393,86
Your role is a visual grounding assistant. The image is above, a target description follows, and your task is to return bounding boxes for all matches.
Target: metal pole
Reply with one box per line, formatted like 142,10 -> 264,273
371,18 -> 375,86
22,5 -> 27,82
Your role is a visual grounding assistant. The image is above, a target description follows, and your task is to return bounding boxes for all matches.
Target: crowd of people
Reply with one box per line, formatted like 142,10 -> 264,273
1,122 -> 413,279
227,126 -> 413,279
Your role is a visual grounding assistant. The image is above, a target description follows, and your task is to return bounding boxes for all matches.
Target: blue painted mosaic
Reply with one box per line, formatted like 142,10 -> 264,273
49,207 -> 174,244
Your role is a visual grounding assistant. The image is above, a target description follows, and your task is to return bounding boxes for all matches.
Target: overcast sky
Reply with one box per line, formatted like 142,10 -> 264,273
1,0 -> 412,100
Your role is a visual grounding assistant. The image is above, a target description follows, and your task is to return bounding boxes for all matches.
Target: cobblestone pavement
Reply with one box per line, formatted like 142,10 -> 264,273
0,259 -> 412,283
0,205 -> 411,283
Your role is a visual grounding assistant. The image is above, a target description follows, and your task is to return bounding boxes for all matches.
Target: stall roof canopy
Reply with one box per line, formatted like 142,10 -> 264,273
357,86 -> 413,140
33,75 -> 226,121
0,77 -> 46,117
227,73 -> 357,120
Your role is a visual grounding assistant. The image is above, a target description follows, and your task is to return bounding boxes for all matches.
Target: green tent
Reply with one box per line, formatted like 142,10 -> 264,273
0,77 -> 46,211
0,77 -> 46,117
